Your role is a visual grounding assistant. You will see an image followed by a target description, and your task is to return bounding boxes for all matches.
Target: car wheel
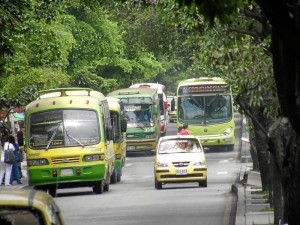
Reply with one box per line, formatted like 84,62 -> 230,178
110,169 -> 117,184
155,179 -> 162,190
199,179 -> 207,188
93,181 -> 104,194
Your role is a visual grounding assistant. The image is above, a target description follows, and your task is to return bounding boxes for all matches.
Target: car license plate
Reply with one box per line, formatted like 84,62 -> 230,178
61,168 -> 73,176
176,169 -> 187,175
127,146 -> 135,150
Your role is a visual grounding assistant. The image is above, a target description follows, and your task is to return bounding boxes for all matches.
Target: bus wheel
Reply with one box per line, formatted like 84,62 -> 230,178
117,169 -> 122,182
110,169 -> 117,184
104,182 -> 109,192
34,185 -> 47,192
155,178 -> 162,190
48,185 -> 57,197
93,181 -> 103,194
227,145 -> 234,151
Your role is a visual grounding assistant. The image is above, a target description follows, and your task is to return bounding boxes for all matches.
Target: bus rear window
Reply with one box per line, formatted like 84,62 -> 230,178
29,110 -> 100,149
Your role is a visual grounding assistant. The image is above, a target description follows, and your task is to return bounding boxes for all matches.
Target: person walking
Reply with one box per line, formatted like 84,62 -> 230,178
0,135 -> 15,186
9,135 -> 22,185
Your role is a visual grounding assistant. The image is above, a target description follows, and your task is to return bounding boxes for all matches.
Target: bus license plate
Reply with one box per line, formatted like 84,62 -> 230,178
61,168 -> 73,176
176,169 -> 187,175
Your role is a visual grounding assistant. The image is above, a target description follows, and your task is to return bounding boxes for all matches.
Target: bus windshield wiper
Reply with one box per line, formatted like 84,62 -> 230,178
65,131 -> 84,147
46,122 -> 62,150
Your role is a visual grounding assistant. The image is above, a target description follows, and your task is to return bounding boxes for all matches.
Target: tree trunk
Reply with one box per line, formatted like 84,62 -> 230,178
271,155 -> 284,224
282,126 -> 300,224
250,107 -> 271,191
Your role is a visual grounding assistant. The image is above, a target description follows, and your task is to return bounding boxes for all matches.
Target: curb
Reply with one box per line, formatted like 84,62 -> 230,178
232,183 -> 245,225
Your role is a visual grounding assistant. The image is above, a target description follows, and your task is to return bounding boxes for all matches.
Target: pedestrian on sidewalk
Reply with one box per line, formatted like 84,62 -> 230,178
9,135 -> 22,185
0,135 -> 15,186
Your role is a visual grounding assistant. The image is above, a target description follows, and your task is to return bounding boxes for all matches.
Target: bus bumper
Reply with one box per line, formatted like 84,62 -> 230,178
28,163 -> 106,187
197,133 -> 235,148
126,139 -> 156,151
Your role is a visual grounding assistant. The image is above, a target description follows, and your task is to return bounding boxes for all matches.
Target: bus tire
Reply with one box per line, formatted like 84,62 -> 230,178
117,169 -> 122,182
48,185 -> 57,197
93,181 -> 104,194
227,145 -> 234,151
110,169 -> 117,184
104,182 -> 109,192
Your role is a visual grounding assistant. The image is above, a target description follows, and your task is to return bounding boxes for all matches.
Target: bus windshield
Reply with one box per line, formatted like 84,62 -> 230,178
124,105 -> 154,128
29,109 -> 100,149
178,95 -> 232,125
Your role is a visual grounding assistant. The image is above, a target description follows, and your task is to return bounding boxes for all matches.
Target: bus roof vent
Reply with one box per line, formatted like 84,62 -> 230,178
38,88 -> 94,99
118,90 -> 140,95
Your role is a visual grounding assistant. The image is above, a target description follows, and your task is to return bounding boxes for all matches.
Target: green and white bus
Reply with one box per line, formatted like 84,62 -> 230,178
107,97 -> 127,183
25,88 -> 115,196
173,77 -> 235,151
108,88 -> 160,153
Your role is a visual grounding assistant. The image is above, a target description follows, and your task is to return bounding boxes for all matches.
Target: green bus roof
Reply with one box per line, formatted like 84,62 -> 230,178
38,87 -> 105,100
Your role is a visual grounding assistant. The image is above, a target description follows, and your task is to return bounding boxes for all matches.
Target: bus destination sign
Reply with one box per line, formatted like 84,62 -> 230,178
179,85 -> 229,95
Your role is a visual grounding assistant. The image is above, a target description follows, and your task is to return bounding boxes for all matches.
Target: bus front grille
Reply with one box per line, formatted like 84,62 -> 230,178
51,157 -> 80,164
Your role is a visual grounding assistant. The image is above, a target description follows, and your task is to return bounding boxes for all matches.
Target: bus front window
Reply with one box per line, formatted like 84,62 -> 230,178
29,110 -> 100,149
178,95 -> 232,125
125,105 -> 154,128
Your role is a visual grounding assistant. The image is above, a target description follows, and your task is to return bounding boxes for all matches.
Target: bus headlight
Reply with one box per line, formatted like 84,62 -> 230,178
28,159 -> 49,166
223,127 -> 232,135
145,133 -> 156,138
84,154 -> 104,162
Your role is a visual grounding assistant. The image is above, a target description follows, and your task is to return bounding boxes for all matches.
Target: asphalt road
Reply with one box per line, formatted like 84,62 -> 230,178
54,113 -> 242,225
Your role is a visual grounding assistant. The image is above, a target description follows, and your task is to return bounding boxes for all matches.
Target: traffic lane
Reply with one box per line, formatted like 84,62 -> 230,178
55,154 -> 239,225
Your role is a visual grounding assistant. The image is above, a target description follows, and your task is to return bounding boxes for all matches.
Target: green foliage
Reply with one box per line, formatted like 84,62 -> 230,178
176,0 -> 244,24
2,67 -> 69,97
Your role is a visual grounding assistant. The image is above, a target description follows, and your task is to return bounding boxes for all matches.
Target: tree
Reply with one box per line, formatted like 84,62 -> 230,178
174,0 -> 300,224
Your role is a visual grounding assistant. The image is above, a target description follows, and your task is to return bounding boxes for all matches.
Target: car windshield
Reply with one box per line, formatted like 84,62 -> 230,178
159,139 -> 202,154
29,109 -> 100,149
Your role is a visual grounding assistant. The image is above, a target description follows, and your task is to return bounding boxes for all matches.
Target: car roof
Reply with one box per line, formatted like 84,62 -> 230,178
0,189 -> 60,213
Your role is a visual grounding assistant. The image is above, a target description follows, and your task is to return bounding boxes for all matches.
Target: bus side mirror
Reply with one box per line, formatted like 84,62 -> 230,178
153,106 -> 158,115
121,119 -> 127,133
171,98 -> 175,111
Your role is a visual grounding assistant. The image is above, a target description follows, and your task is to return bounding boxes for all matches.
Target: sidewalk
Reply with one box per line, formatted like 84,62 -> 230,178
0,160 -> 29,190
232,116 -> 274,225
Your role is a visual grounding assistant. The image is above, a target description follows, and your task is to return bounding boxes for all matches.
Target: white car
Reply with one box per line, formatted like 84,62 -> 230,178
154,135 -> 207,189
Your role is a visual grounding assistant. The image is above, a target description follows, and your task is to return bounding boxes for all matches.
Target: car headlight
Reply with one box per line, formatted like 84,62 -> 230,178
193,160 -> 206,166
223,127 -> 232,135
157,162 -> 169,167
84,154 -> 104,162
28,159 -> 49,166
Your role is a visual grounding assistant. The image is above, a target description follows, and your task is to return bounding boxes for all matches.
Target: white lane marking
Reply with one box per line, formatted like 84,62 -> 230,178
217,171 -> 228,175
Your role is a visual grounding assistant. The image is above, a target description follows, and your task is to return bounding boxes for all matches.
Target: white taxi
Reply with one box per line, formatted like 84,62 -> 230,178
154,135 -> 207,189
